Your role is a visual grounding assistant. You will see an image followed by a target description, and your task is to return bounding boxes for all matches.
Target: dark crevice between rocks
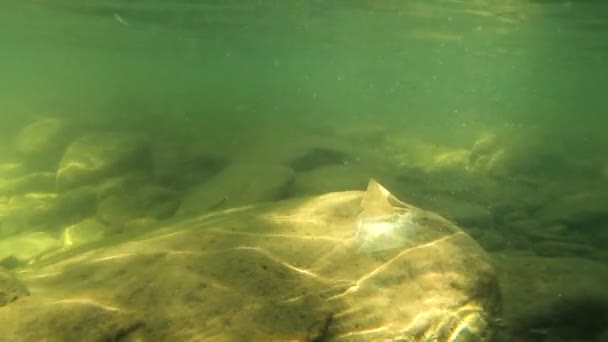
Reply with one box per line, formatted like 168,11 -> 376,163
289,148 -> 351,172
508,293 -> 608,342
106,321 -> 146,342
276,174 -> 296,201
0,268 -> 30,306
204,174 -> 295,212
157,156 -> 228,191
563,213 -> 608,249
306,313 -> 334,342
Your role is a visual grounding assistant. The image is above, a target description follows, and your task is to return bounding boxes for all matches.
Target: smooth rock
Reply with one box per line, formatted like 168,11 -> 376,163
0,181 -> 500,341
62,218 -> 107,248
97,185 -> 178,227
0,172 -> 56,196
44,187 -> 99,228
178,163 -> 294,215
0,232 -> 62,267
468,133 -> 502,172
292,164 -> 372,196
0,267 -> 29,306
2,193 -> 58,228
151,140 -> 226,190
288,147 -> 351,172
426,149 -> 471,173
422,196 -> 494,229
4,303 -> 147,341
56,133 -> 151,191
15,119 -> 65,155
14,119 -> 71,170
470,133 -> 499,161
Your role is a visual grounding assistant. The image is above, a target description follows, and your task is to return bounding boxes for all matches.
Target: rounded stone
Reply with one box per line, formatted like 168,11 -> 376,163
56,133 -> 151,191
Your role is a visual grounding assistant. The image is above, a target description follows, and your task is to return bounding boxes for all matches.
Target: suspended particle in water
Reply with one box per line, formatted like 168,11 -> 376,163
113,13 -> 129,26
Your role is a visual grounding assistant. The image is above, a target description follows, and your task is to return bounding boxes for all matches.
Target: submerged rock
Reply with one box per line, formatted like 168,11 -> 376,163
178,163 -> 294,215
468,132 -> 501,173
0,172 -> 56,196
14,118 -> 72,170
151,139 -> 227,190
44,186 -> 99,228
0,180 -> 500,341
1,193 -> 58,228
0,267 -> 29,306
56,133 -> 151,191
62,218 -> 108,248
420,196 -> 495,229
97,185 -> 178,227
0,232 -> 61,268
292,164 -> 373,196
288,147 -> 351,172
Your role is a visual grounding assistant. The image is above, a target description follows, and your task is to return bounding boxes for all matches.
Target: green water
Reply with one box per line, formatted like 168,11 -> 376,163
1,0 -> 607,341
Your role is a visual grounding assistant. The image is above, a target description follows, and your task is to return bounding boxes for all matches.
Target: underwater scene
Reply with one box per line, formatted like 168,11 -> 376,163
1,0 -> 607,341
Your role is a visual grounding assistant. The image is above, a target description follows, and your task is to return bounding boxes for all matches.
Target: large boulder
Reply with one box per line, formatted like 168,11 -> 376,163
0,180 -> 500,341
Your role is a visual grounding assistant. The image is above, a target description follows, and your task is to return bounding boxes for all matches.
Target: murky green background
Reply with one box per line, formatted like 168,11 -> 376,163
1,0 -> 608,340
3,1 -> 607,135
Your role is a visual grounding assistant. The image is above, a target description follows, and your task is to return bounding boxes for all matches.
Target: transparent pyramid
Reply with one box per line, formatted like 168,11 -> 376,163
355,179 -> 418,253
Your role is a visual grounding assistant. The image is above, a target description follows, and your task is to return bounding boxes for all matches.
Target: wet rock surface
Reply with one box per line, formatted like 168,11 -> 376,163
0,117 -> 606,341
0,182 -> 500,341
